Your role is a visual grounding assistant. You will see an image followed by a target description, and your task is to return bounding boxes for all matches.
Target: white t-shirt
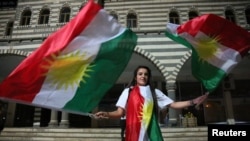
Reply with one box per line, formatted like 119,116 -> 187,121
116,85 -> 173,110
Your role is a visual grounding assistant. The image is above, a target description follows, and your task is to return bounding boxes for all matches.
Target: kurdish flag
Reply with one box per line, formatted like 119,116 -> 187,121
0,0 -> 137,114
126,86 -> 163,141
166,14 -> 250,92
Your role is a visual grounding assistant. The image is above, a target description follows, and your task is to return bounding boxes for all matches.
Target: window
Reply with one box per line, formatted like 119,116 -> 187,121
59,7 -> 70,23
169,11 -> 180,24
225,9 -> 236,23
188,11 -> 198,20
127,13 -> 137,28
245,6 -> 250,24
39,9 -> 50,24
5,21 -> 14,36
232,80 -> 250,98
20,9 -> 31,26
110,11 -> 118,21
79,3 -> 86,11
97,0 -> 104,8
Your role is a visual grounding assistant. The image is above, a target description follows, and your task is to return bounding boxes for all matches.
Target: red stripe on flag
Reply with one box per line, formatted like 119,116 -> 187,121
126,86 -> 144,141
0,1 -> 101,102
177,14 -> 250,56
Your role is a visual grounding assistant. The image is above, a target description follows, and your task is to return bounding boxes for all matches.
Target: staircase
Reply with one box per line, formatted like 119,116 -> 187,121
0,127 -> 208,141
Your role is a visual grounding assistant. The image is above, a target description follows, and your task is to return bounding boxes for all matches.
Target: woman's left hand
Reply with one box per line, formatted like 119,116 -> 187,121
193,92 -> 209,109
193,92 -> 209,105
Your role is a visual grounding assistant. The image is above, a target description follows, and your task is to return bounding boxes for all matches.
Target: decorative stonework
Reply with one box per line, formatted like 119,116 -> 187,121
0,49 -> 29,57
134,46 -> 168,80
166,81 -> 176,90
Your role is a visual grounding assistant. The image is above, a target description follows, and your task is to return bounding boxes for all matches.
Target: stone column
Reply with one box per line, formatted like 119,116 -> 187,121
5,102 -> 15,126
33,107 -> 41,127
166,81 -> 179,126
59,112 -> 69,128
223,90 -> 235,124
48,110 -> 58,127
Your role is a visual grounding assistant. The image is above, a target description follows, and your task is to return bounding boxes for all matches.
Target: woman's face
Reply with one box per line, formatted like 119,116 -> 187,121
135,68 -> 149,86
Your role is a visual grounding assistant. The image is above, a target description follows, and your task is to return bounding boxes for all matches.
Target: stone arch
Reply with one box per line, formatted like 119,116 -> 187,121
169,50 -> 192,82
38,5 -> 51,24
224,5 -> 237,23
18,6 -> 32,18
60,2 -> 72,13
58,3 -> 72,23
126,9 -> 139,29
79,1 -> 88,11
0,49 -> 29,94
0,49 -> 30,57
188,6 -> 199,20
134,47 -> 167,81
244,5 -> 250,25
38,5 -> 51,15
168,7 -> 181,24
19,7 -> 32,26
225,5 -> 236,11
109,10 -> 119,21
127,9 -> 138,15
189,6 -> 199,14
4,20 -> 14,36
61,2 -> 71,8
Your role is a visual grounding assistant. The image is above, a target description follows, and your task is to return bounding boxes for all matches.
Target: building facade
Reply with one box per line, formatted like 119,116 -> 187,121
0,0 -> 250,128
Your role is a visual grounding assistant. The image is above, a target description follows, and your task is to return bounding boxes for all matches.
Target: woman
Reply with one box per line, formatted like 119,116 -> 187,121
95,65 -> 208,141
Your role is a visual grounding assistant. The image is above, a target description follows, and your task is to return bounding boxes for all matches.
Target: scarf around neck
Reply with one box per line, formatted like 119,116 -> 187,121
126,85 -> 163,141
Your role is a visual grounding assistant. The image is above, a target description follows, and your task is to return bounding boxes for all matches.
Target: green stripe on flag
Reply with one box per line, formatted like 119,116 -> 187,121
166,30 -> 226,92
64,29 -> 137,113
191,50 -> 226,92
148,112 -> 163,141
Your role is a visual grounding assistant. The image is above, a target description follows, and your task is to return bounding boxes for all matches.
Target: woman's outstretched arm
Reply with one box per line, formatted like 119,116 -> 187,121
169,92 -> 208,109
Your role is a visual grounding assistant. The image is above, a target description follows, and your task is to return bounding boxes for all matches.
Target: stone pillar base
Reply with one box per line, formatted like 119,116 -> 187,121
48,120 -> 58,127
59,120 -> 69,128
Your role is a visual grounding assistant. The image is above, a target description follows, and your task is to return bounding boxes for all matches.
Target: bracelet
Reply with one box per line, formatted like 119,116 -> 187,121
190,100 -> 194,106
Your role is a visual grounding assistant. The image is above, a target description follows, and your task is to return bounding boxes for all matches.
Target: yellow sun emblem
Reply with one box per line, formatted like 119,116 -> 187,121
41,50 -> 94,89
139,100 -> 154,127
195,36 -> 220,61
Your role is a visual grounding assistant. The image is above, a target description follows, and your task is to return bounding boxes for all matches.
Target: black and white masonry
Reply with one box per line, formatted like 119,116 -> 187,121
208,123 -> 249,140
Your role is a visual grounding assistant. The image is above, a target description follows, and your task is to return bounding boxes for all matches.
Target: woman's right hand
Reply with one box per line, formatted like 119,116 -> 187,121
94,111 -> 109,119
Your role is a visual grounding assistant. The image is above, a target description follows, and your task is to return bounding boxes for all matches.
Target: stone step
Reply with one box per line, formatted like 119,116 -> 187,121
0,127 -> 208,141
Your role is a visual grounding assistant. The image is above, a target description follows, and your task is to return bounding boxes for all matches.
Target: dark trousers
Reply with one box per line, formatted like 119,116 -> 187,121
120,119 -> 126,141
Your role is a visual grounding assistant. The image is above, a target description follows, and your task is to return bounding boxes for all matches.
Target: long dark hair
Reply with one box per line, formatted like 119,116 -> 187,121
126,65 -> 159,116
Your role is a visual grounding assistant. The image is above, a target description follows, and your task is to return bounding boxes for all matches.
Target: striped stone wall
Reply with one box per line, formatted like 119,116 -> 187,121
0,0 -> 249,84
